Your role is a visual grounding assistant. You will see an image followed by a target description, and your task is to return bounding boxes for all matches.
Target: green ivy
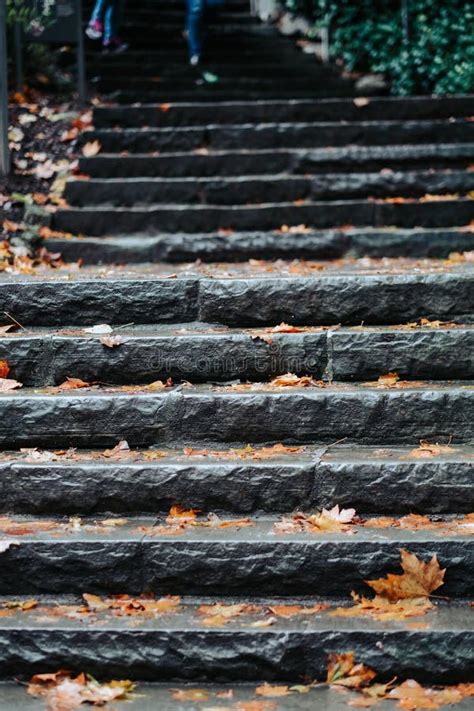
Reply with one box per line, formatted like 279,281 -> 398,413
284,0 -> 474,95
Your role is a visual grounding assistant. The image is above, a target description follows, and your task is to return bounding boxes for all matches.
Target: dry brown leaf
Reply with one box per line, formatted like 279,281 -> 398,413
274,505 -> 357,534
255,683 -> 290,697
367,549 -> 445,601
102,440 -> 130,459
331,591 -> 433,622
327,652 -> 376,688
235,701 -> 277,711
82,140 -> 101,157
0,377 -> 22,391
27,670 -> 135,709
387,679 -> 469,710
406,440 -> 455,458
268,322 -> 305,333
269,372 -> 324,388
171,688 -> 210,701
376,372 -> 400,387
0,360 -> 10,378
268,603 -> 329,618
0,325 -> 17,335
100,335 -> 123,348
198,603 -> 259,626
83,593 -> 180,617
58,377 -> 91,390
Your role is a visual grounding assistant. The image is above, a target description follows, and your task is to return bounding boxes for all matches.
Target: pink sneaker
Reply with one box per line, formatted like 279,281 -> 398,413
86,20 -> 103,40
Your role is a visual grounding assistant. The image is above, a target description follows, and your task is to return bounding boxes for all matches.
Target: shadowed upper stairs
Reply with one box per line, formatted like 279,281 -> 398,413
0,0 -> 473,707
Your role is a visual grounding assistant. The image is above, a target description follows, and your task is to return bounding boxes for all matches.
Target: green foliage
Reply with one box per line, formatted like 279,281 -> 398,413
283,0 -> 474,95
6,0 -> 55,31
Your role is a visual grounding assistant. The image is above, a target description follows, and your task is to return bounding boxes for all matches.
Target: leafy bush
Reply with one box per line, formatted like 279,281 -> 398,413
283,0 -> 474,95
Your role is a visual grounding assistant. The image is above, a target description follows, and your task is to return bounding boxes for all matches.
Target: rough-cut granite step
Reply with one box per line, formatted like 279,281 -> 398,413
92,97 -> 474,127
0,445 -> 471,515
79,144 -> 474,179
0,598 -> 471,683
44,228 -> 474,264
1,324 -> 474,386
0,518 -> 472,596
53,198 -> 474,235
81,122 -> 474,153
2,264 -> 473,326
65,171 -> 474,207
0,383 -> 472,448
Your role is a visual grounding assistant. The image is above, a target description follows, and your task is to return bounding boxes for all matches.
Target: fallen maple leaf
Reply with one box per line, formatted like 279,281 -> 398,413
367,549 -> 445,601
82,140 -> 101,157
0,360 -> 10,378
268,603 -> 329,618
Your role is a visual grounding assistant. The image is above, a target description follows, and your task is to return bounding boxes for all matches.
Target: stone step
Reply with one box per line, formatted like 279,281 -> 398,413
0,444 -> 472,515
88,63 -> 323,80
79,144 -> 474,178
82,121 -> 474,153
0,598 -> 470,683
2,324 -> 474,387
0,382 -> 472,448
94,76 -> 352,95
2,262 -> 473,326
44,228 -> 474,264
0,517 -> 472,596
54,198 -> 474,235
109,88 -> 355,102
65,171 -> 474,207
92,97 -> 474,128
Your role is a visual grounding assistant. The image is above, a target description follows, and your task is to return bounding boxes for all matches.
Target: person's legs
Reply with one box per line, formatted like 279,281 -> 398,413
187,0 -> 205,62
86,0 -> 109,39
103,0 -> 129,53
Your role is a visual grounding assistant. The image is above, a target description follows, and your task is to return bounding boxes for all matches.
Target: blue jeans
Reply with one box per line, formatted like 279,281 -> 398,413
90,0 -> 120,43
186,0 -> 224,58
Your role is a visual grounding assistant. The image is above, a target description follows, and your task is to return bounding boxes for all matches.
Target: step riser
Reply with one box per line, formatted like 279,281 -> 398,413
0,389 -> 472,447
2,274 -> 473,326
0,459 -> 472,515
93,98 -> 474,127
89,65 -> 324,79
0,539 -> 472,596
79,153 -> 473,178
96,78 -> 353,93
54,200 -> 474,235
65,173 -> 474,207
2,330 -> 474,386
82,124 -> 474,153
45,229 -> 474,263
0,628 -> 470,683
112,90 -> 355,102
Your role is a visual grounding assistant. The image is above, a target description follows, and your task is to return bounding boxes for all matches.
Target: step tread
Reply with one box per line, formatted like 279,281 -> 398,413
1,443 -> 472,465
0,682 -> 471,711
0,513 -> 472,541
0,595 -> 470,630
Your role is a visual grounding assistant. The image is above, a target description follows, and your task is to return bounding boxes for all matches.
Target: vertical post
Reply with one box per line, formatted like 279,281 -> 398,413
75,0 -> 86,101
320,0 -> 330,64
0,1 -> 9,177
401,0 -> 409,43
14,22 -> 23,92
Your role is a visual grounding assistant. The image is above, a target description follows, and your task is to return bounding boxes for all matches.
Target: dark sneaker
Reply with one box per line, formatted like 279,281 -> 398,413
103,37 -> 129,54
86,20 -> 103,40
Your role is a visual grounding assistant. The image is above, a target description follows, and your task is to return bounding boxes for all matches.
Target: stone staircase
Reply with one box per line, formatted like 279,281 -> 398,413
0,0 -> 474,707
